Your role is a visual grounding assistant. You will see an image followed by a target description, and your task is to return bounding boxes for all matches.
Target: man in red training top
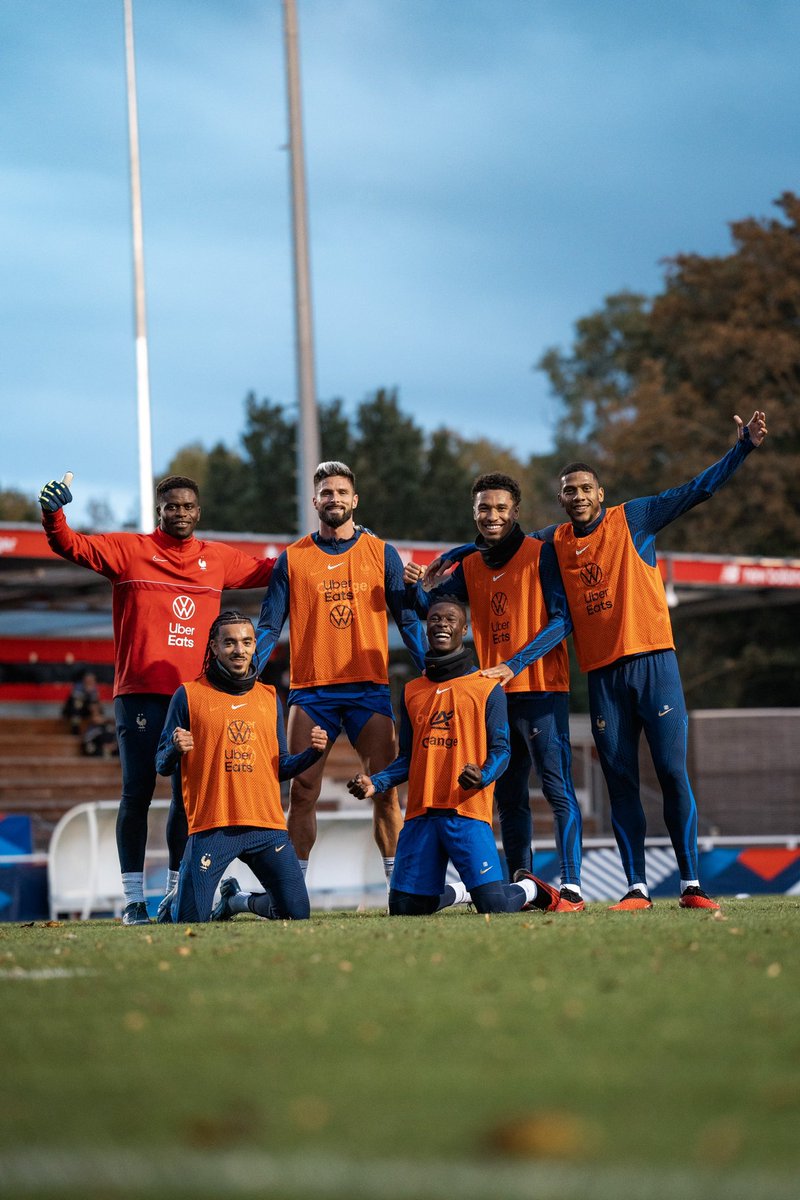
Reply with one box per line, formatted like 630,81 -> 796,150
155,612 -> 326,923
38,473 -> 274,925
347,600 -> 558,916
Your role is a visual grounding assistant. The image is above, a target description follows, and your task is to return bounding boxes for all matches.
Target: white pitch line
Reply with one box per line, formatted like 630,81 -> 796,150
0,967 -> 97,981
0,1149 -> 797,1200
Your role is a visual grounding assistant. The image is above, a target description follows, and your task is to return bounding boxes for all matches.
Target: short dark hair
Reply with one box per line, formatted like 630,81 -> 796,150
471,472 -> 521,507
428,598 -> 468,623
313,461 -> 355,489
156,475 -> 200,501
201,610 -> 254,674
558,462 -> 599,486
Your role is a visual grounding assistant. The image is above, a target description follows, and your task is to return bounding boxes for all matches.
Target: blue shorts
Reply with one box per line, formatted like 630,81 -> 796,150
391,810 -> 504,895
288,682 -> 394,744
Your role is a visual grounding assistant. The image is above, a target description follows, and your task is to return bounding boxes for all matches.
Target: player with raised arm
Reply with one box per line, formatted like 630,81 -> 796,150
155,612 -> 326,923
255,462 -> 427,884
38,473 -> 275,924
347,600 -> 558,916
403,473 -> 584,911
445,411 -> 767,911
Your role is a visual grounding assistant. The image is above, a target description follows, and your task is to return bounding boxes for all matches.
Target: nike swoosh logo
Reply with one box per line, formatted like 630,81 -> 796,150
327,564 -> 344,570
152,556 -> 168,562
658,706 -> 673,717
492,573 -> 505,581
275,844 -> 286,853
435,687 -> 451,694
575,546 -> 590,555
231,704 -> 247,710
479,865 -> 492,874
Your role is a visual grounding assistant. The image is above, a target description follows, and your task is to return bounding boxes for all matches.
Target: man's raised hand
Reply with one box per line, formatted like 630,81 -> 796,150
310,725 -> 328,753
39,471 -> 74,512
347,773 -> 375,800
172,727 -> 194,755
421,556 -> 460,592
403,557 -> 459,592
457,762 -> 482,790
734,410 -> 767,447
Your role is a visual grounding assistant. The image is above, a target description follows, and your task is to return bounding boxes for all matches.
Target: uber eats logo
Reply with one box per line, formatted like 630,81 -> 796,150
226,719 -> 255,772
423,708 -> 458,749
580,562 -> 612,615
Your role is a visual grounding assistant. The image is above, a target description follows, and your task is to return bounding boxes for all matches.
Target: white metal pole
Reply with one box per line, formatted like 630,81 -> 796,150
123,0 -> 155,531
282,0 -> 321,535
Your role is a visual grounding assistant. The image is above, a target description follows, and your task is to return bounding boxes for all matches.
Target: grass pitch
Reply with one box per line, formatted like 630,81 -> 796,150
1,896 -> 798,1200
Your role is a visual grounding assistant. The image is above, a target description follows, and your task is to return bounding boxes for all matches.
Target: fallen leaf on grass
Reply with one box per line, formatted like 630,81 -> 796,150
487,1110 -> 603,1160
289,1096 -> 330,1133
694,1116 -> 744,1166
184,1111 -> 259,1148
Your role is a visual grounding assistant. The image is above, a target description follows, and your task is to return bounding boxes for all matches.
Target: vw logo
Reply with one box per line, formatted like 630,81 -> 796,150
329,604 -> 353,629
580,563 -> 603,587
490,591 -> 508,616
172,595 -> 196,620
227,720 -> 252,745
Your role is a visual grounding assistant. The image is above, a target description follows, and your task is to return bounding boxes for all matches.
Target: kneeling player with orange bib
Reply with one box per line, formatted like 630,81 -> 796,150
347,601 -> 558,916
155,612 -> 327,923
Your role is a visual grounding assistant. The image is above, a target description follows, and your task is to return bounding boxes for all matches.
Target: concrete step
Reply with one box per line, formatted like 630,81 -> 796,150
0,758 -> 122,781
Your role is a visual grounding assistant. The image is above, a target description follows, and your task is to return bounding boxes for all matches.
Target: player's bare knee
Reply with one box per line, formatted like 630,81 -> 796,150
290,774 -> 321,809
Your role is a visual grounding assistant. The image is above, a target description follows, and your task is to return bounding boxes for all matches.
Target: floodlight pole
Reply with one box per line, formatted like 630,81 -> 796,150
123,0 -> 155,532
282,0 -> 321,535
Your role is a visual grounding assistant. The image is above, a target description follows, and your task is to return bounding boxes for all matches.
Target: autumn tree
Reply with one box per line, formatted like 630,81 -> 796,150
539,193 -> 800,556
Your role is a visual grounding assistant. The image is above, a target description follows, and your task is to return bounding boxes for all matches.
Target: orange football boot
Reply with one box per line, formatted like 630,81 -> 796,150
608,889 -> 653,911
554,887 -> 585,913
679,886 -> 720,910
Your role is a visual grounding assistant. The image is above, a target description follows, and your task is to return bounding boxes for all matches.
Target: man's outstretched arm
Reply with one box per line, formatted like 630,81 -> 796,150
624,410 -> 768,557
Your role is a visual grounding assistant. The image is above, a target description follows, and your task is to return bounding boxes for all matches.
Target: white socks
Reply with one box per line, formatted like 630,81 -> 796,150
122,872 -> 145,905
449,881 -> 472,906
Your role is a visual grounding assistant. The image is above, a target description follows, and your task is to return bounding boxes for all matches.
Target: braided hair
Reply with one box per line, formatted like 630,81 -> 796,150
200,610 -> 255,676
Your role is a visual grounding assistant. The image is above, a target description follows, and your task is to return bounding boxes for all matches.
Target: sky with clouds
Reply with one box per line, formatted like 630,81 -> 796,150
2,0 -> 798,529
